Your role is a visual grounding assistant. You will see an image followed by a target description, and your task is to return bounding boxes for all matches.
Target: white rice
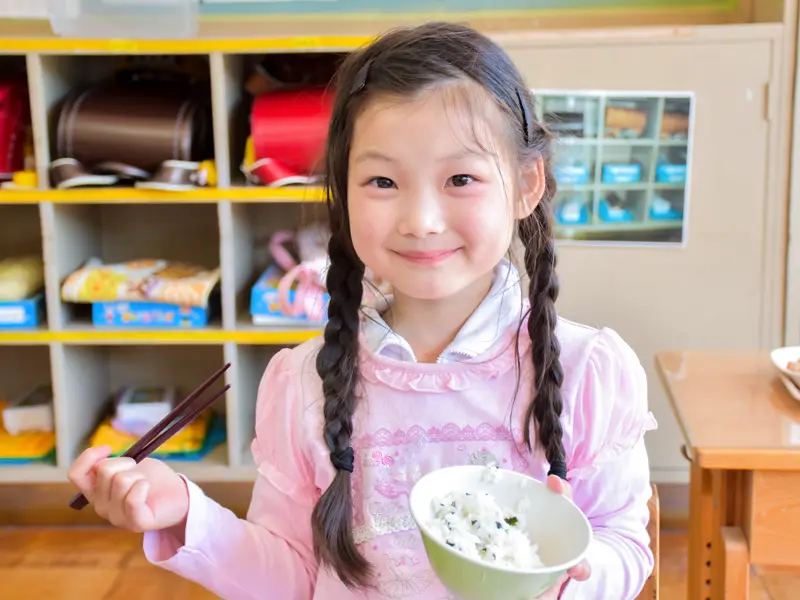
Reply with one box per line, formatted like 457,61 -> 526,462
426,467 -> 543,570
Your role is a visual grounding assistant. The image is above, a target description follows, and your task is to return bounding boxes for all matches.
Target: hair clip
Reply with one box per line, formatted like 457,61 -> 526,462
350,59 -> 372,95
516,88 -> 532,147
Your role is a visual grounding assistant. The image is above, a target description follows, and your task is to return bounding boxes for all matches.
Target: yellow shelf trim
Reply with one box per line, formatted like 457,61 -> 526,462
0,329 -> 322,345
0,36 -> 374,55
0,186 -> 327,204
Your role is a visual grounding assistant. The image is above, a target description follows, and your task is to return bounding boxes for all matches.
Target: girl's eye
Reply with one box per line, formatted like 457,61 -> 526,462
369,177 -> 396,189
450,174 -> 474,187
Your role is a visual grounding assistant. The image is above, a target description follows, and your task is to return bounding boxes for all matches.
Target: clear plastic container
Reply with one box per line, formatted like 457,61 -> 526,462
47,0 -> 199,39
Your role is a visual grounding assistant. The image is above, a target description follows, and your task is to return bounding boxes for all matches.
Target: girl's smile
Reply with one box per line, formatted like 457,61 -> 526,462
391,248 -> 460,266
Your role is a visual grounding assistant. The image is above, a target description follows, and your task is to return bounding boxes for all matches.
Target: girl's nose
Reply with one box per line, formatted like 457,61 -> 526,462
397,189 -> 445,238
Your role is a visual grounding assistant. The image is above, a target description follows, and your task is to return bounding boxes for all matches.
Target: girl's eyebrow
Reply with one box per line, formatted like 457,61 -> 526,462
352,150 -> 396,165
352,148 -> 490,165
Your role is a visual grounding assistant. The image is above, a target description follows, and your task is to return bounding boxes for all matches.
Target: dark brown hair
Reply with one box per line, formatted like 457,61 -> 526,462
313,21 -> 565,589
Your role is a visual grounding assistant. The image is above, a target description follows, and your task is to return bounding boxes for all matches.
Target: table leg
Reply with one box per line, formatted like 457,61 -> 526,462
710,471 -> 748,600
689,460 -> 715,600
718,527 -> 750,600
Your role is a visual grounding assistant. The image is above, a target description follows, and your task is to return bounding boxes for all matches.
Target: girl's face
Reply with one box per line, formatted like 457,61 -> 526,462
347,86 -> 537,303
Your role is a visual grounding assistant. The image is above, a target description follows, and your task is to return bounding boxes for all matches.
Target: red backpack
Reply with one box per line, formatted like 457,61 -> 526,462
0,80 -> 30,179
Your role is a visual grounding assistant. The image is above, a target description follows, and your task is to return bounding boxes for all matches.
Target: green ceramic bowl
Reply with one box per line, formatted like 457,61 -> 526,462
408,465 -> 592,600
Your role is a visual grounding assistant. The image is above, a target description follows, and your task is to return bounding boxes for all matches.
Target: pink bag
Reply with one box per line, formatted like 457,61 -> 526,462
268,224 -> 390,322
269,224 -> 329,322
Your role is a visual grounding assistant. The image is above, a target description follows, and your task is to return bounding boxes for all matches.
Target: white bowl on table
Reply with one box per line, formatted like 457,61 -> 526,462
770,346 -> 800,390
408,465 -> 592,600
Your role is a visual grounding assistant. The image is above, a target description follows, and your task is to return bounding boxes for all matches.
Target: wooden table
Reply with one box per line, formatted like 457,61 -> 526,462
655,351 -> 800,600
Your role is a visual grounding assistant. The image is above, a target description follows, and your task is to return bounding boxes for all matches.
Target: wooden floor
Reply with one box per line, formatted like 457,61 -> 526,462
1,527 -> 799,599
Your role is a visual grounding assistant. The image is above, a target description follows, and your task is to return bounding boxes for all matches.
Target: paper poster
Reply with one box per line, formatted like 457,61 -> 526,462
537,90 -> 694,247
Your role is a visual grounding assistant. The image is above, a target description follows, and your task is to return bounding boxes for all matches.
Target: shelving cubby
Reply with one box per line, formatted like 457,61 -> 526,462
48,202 -> 223,331
227,344 -> 287,468
0,345 -> 56,482
0,204 -> 47,329
213,51 -> 343,190
230,201 -> 328,331
0,54 -> 35,183
53,343 -> 247,480
29,53 -> 215,192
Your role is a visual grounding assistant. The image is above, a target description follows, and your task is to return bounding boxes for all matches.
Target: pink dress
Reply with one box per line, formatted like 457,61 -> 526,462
144,264 -> 657,600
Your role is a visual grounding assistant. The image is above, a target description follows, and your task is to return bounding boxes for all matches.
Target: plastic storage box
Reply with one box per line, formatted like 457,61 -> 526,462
47,0 -> 199,38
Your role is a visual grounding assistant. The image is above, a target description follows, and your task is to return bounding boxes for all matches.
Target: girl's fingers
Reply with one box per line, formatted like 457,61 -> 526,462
545,474 -> 563,494
108,469 -> 146,526
67,445 -> 112,500
123,479 -> 156,532
567,559 -> 592,581
546,474 -> 573,500
94,457 -> 137,515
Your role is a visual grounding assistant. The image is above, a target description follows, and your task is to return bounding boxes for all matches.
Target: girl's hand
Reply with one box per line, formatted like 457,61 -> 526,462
68,445 -> 190,533
531,475 -> 592,599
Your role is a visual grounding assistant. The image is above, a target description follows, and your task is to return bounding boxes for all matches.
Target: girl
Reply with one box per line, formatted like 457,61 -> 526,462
69,21 -> 657,600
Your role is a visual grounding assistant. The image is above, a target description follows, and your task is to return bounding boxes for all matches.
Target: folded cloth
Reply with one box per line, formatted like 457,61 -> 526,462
0,400 -> 56,461
0,255 -> 44,301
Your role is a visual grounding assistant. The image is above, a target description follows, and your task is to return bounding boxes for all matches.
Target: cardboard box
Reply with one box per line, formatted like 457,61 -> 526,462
92,300 -> 210,328
0,293 -> 45,328
250,264 -> 328,326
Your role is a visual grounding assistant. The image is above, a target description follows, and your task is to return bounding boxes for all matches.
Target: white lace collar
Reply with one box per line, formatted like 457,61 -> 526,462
361,259 -> 524,363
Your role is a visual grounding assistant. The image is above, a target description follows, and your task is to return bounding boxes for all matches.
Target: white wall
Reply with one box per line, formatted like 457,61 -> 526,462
0,0 -> 47,18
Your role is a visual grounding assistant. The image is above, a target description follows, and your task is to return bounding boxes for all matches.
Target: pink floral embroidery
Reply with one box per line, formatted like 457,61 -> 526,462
369,500 -> 405,519
376,562 -> 438,598
374,479 -> 415,500
351,422 -> 531,526
371,450 -> 395,466
352,422 -> 518,450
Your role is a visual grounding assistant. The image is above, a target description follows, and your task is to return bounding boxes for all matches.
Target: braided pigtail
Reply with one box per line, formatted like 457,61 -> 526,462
515,87 -> 566,479
519,212 -> 566,478
311,229 -> 371,588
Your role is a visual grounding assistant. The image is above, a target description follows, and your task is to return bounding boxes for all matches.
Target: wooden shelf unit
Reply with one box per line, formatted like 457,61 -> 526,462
0,43 -> 339,484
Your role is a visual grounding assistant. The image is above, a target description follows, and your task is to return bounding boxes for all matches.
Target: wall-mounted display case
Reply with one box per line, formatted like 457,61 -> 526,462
538,91 -> 693,245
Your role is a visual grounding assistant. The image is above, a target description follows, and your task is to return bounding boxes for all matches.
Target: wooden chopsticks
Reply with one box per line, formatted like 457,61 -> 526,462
68,362 -> 232,510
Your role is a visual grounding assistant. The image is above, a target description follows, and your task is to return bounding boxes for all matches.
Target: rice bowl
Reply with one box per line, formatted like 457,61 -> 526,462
409,465 -> 592,600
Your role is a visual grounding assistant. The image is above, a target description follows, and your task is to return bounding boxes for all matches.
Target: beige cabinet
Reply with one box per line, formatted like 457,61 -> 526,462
505,25 -> 788,480
784,9 -> 800,346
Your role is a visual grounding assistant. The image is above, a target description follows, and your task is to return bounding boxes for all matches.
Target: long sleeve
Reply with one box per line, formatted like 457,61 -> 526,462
559,329 -> 658,600
142,348 -> 320,600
